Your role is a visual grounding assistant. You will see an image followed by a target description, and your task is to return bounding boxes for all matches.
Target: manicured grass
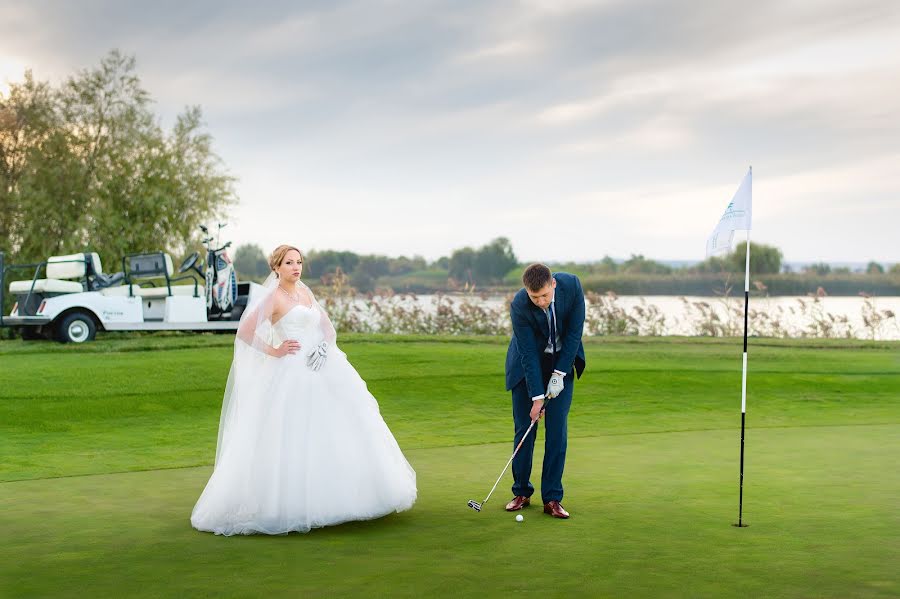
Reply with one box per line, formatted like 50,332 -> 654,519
1,335 -> 898,597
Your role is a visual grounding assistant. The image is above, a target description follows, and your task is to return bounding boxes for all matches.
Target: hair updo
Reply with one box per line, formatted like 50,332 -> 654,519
268,245 -> 303,272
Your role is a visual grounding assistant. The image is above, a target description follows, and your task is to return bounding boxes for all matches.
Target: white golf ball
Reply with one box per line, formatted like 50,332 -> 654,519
516,514 -> 524,522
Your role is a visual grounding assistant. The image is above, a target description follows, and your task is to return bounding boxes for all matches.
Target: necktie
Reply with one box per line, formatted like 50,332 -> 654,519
548,302 -> 557,357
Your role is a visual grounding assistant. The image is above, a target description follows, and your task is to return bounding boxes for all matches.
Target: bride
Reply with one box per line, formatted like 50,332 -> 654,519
191,245 -> 417,535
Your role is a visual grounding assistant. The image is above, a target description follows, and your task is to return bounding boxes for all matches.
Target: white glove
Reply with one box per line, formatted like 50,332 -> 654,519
306,341 -> 328,371
546,372 -> 565,399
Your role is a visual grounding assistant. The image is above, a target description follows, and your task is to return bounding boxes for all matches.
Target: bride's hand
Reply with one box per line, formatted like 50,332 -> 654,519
272,340 -> 301,358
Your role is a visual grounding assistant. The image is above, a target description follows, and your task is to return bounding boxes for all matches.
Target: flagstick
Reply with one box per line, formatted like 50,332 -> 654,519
734,223 -> 751,528
706,165 -> 752,528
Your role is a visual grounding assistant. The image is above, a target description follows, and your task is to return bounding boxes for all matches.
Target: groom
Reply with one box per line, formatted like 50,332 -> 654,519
504,263 -> 585,518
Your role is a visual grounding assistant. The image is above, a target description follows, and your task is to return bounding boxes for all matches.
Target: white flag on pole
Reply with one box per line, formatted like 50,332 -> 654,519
706,168 -> 753,257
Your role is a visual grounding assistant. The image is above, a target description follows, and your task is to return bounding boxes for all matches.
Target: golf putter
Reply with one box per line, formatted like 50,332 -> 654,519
467,399 -> 548,512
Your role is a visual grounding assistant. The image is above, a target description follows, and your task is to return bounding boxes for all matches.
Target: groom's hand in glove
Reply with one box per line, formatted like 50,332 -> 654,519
546,371 -> 565,398
306,341 -> 328,371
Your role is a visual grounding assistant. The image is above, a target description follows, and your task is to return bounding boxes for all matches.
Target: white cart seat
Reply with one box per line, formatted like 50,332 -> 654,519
9,279 -> 84,294
45,253 -> 92,279
9,253 -> 99,295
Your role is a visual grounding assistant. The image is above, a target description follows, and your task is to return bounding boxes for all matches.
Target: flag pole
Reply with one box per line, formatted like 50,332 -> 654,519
734,166 -> 752,528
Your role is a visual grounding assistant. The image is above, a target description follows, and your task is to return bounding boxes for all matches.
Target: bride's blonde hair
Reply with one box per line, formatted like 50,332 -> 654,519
269,245 -> 303,274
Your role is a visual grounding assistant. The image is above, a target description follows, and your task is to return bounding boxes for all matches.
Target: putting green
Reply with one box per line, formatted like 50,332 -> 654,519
1,335 -> 898,597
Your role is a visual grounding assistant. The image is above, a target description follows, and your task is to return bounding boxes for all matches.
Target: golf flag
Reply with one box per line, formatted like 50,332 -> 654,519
706,168 -> 752,257
707,167 -> 755,528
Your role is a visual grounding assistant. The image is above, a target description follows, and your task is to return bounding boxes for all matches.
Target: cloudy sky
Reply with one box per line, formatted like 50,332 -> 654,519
2,0 -> 898,264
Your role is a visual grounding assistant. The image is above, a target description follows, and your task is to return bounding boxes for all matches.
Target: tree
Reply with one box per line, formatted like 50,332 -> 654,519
14,126 -> 87,259
389,255 -> 426,275
350,270 -> 375,293
0,71 -> 61,256
305,250 -> 360,279
866,261 -> 884,274
431,256 -> 449,270
448,237 -> 518,284
0,51 -> 235,265
620,254 -> 672,274
448,246 -> 476,283
692,255 -> 730,274
889,263 -> 900,275
729,242 -> 783,274
804,262 -> 831,276
693,243 -> 783,274
233,244 -> 269,280
597,256 -> 618,274
356,255 -> 391,279
473,237 -> 518,282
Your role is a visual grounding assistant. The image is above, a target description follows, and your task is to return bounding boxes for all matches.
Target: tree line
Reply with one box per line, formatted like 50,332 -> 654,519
235,238 -> 899,292
0,51 -> 233,268
235,240 -> 788,285
234,237 -> 519,291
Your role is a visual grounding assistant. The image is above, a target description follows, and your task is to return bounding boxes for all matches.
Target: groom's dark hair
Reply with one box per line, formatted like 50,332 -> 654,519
522,263 -> 552,292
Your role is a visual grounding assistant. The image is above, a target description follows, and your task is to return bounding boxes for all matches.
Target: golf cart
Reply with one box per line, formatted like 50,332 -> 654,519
1,245 -> 262,343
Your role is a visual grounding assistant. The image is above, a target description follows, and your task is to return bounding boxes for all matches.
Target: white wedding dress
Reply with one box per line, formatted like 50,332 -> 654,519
191,292 -> 417,536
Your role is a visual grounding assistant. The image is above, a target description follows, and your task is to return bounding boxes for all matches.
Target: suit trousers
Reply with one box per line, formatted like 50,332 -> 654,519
510,353 -> 574,504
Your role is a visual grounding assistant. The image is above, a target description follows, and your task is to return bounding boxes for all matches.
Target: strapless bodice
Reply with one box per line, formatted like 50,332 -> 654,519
274,304 -> 322,344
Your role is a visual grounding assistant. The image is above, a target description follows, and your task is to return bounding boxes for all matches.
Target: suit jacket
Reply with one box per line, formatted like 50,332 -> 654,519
505,272 -> 586,396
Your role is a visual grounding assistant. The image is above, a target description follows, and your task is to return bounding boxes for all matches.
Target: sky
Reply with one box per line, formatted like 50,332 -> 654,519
1,0 -> 899,264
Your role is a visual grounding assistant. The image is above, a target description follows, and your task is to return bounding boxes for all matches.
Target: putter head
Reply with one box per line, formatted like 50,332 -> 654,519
467,499 -> 482,512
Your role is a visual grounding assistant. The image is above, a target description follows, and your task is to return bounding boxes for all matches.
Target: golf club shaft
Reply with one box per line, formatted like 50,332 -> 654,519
481,408 -> 544,506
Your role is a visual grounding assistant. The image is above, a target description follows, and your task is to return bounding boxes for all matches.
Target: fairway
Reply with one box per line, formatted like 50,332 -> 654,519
1,335 -> 898,598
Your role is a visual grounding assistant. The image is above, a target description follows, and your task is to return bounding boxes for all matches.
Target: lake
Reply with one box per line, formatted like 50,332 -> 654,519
344,294 -> 900,340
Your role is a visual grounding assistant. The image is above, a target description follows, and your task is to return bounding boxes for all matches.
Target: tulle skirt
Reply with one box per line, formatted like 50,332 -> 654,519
190,345 -> 417,535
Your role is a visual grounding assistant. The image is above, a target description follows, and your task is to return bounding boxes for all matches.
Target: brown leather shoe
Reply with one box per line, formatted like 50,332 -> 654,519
505,496 -> 530,511
543,501 -> 570,519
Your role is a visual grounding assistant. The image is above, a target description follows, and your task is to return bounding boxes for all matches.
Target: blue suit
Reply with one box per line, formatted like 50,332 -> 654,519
505,272 -> 586,503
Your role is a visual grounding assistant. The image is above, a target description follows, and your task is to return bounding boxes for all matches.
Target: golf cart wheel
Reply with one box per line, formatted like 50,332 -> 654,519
57,312 -> 97,343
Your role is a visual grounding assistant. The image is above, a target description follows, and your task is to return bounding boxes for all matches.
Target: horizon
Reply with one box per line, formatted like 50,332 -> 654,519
274,243 -> 898,269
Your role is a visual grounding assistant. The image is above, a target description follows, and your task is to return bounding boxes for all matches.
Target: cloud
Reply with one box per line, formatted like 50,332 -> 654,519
452,39 -> 541,64
2,0 -> 899,262
556,115 -> 697,155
